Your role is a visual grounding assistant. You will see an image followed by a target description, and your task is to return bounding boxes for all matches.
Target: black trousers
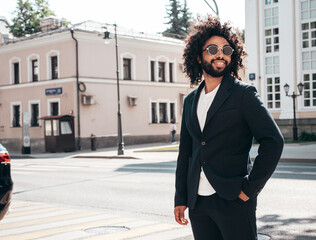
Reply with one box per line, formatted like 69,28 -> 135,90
189,194 -> 258,240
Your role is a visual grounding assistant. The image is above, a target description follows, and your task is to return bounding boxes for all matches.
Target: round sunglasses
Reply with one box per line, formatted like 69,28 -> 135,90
203,44 -> 234,56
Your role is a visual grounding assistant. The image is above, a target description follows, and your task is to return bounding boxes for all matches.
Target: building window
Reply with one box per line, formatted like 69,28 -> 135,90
265,56 -> 279,74
265,0 -> 271,4
32,59 -> 39,82
151,61 -> 155,81
158,62 -> 166,82
123,58 -> 131,80
51,102 -> 59,116
301,21 -> 316,49
12,105 -> 21,127
264,7 -> 278,27
169,63 -> 174,83
31,104 -> 39,126
151,101 -> 176,124
301,0 -> 316,20
302,50 -> 316,69
151,102 -> 158,123
265,28 -> 279,53
303,73 -> 316,106
14,62 -> 20,84
266,77 -> 281,109
51,56 -> 58,79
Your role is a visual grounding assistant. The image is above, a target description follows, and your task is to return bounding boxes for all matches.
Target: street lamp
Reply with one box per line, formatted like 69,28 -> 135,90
283,82 -> 304,141
204,0 -> 219,16
104,24 -> 124,155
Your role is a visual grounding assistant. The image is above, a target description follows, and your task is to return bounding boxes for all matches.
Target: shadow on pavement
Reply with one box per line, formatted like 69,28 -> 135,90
258,214 -> 316,240
115,161 -> 177,174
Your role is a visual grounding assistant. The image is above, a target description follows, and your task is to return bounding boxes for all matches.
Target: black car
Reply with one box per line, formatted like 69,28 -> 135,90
0,144 -> 13,220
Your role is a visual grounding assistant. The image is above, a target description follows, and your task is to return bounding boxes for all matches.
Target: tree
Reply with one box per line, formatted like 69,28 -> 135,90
8,0 -> 56,37
163,0 -> 193,39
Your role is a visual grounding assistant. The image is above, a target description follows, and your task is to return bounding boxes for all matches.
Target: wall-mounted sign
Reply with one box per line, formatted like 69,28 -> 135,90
249,73 -> 256,81
45,87 -> 62,95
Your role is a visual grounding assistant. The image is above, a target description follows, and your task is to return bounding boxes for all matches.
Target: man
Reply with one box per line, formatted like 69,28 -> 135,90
174,16 -> 284,240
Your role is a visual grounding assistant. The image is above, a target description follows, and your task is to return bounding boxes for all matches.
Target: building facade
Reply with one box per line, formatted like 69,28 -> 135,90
245,0 -> 316,139
0,19 -> 192,152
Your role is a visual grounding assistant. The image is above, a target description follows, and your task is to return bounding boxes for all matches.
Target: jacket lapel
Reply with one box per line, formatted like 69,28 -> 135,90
203,75 -> 233,131
190,81 -> 205,135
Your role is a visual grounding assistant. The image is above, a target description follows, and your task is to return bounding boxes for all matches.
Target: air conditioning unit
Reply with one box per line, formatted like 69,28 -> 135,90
127,95 -> 137,106
81,95 -> 95,105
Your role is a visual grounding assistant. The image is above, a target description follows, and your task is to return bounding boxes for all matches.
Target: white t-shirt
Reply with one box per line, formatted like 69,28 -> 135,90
196,84 -> 220,196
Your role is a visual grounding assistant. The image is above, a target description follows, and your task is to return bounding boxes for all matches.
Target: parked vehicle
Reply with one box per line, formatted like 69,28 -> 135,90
0,144 -> 13,220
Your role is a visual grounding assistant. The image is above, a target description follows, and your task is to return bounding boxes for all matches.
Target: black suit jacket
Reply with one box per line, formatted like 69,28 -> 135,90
175,74 -> 284,209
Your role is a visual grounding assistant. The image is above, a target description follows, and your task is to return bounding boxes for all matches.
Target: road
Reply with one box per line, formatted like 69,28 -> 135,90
3,150 -> 316,239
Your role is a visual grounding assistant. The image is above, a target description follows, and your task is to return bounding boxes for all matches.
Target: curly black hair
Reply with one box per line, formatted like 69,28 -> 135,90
183,16 -> 247,85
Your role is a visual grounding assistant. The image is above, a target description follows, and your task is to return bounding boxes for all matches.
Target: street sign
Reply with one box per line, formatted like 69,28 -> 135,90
45,88 -> 62,95
249,73 -> 256,81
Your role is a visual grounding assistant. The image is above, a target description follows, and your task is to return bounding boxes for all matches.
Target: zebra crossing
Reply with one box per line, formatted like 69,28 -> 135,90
0,200 -> 192,240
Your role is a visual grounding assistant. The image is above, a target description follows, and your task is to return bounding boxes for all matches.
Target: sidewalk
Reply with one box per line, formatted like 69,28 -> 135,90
11,142 -> 316,163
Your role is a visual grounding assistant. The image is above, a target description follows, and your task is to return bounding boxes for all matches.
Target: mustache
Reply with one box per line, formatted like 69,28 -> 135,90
211,58 -> 227,64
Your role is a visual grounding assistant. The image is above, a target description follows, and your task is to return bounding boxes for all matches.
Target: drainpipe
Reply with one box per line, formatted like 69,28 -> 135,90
70,29 -> 81,150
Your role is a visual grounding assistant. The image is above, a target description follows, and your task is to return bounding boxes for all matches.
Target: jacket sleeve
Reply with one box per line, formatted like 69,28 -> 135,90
241,85 -> 284,199
174,97 -> 192,207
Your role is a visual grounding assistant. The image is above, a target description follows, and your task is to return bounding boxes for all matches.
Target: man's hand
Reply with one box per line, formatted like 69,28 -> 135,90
239,190 -> 249,202
174,206 -> 189,225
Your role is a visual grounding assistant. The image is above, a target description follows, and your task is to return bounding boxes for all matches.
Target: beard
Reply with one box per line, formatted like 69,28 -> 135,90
201,58 -> 232,78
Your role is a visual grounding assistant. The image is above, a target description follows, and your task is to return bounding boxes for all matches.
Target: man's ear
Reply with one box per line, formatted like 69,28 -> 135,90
197,55 -> 201,64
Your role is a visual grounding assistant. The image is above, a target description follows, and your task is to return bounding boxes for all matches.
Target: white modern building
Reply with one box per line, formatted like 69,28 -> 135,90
245,0 -> 316,139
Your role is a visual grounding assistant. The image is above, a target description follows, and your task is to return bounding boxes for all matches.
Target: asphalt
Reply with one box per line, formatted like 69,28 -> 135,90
10,141 -> 316,162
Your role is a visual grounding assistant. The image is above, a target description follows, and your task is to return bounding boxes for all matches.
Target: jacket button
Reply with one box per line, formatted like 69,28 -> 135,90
201,141 -> 206,146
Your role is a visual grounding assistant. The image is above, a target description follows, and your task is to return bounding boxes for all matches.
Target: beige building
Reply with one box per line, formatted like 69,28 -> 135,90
0,19 -> 192,152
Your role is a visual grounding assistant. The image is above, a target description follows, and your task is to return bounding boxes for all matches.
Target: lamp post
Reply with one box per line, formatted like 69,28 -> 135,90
204,0 -> 219,16
283,82 -> 304,141
104,24 -> 124,155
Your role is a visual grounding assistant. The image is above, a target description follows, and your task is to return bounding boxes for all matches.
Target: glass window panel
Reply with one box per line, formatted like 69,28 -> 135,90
266,46 -> 272,53
304,100 -> 310,106
268,102 -> 273,108
312,60 -> 316,69
303,32 -> 309,39
311,22 -> 316,28
303,52 -> 310,60
266,0 -> 271,5
266,57 -> 273,65
266,38 -> 272,45
312,0 -> 316,8
265,29 -> 272,36
312,31 -> 316,38
303,41 -> 309,48
267,78 -> 273,84
302,11 -> 309,20
274,37 -> 279,43
274,65 -> 280,74
303,61 -> 310,70
267,86 -> 273,92
266,66 -> 273,74
273,16 -> 279,25
301,1 -> 308,11
304,91 -> 310,98
275,93 -> 280,100
313,99 -> 316,106
53,119 -> 59,136
304,74 -> 310,81
268,94 -> 273,100
313,91 -> 316,97
275,102 -> 280,108
274,45 -> 279,51
313,82 -> 316,88
273,0 -> 278,3
273,56 -> 279,64
312,39 -> 316,46
275,77 -> 280,83
311,51 -> 316,59
265,8 -> 272,17
45,120 -> 52,136
313,73 -> 316,79
275,85 -> 280,91
272,7 -> 278,16
305,82 -> 310,89
273,28 -> 279,35
302,23 -> 309,30
311,9 -> 316,18
60,121 -> 72,134
265,18 -> 272,26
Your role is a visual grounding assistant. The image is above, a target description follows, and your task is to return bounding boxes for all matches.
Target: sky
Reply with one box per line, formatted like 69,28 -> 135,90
0,0 -> 245,34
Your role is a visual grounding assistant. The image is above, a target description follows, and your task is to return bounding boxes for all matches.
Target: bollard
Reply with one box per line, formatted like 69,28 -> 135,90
90,134 -> 96,151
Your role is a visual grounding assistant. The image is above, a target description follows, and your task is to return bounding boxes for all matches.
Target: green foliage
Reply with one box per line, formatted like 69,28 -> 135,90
299,131 -> 316,141
163,0 -> 193,39
8,0 -> 60,37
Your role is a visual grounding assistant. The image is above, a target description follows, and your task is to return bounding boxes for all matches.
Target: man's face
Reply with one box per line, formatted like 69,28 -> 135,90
199,35 -> 232,78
